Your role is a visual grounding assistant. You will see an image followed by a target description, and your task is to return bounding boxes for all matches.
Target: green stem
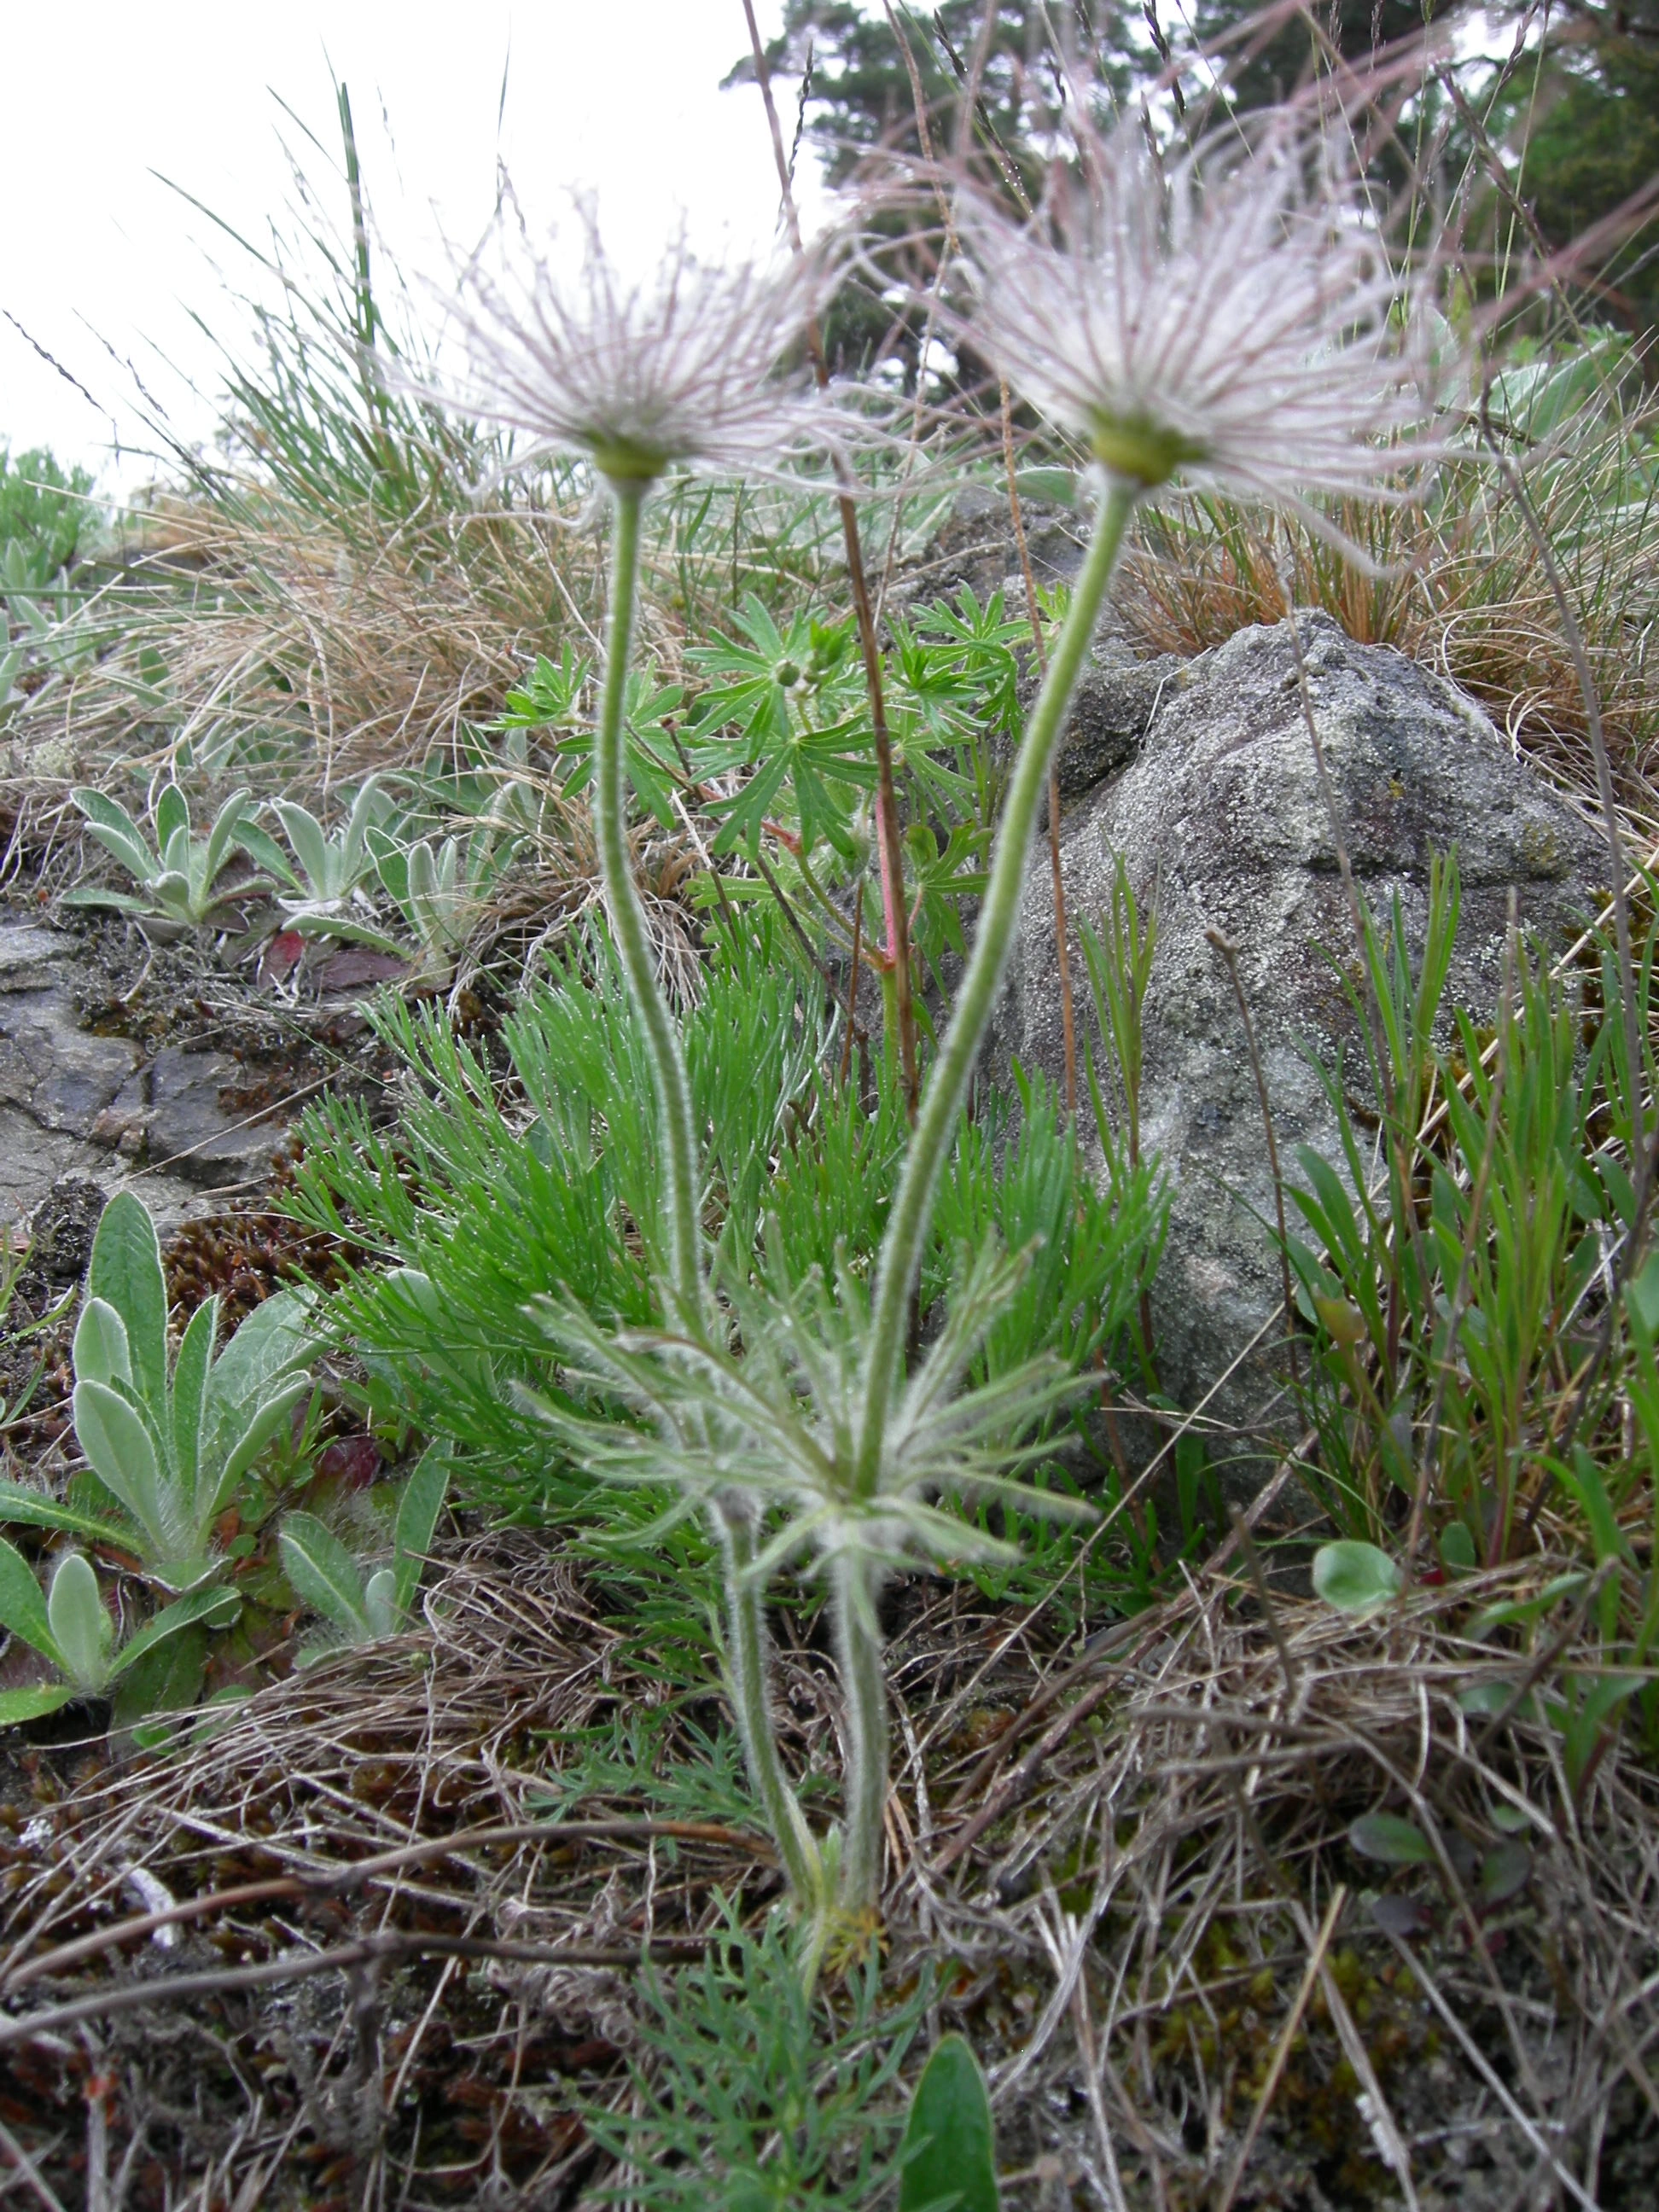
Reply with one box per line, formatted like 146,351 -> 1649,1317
832,1553 -> 889,1912
718,1505 -> 823,1906
853,479 -> 1138,1493
595,480 -> 704,1324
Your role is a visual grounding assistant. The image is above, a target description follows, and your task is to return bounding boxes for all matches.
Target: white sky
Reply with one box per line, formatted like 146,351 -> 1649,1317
2,1 -> 818,490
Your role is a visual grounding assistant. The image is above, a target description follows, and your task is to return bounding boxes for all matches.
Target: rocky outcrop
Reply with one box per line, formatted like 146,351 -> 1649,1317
0,917 -> 299,1236
996,611 -> 1604,1474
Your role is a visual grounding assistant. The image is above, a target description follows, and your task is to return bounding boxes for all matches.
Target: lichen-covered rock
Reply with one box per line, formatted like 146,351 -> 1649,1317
995,611 -> 1603,1474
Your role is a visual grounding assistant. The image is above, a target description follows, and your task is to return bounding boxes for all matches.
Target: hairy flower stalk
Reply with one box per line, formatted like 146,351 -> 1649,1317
593,483 -> 704,1319
600,480 -> 824,1907
830,115 -> 1441,1901
435,214 -> 840,1913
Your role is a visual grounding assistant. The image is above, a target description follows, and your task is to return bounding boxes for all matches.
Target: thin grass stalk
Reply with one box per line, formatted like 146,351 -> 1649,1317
1477,426 -> 1655,1478
592,483 -> 703,1324
855,479 -> 1138,1493
1407,901 -> 1517,1575
740,0 -> 921,1119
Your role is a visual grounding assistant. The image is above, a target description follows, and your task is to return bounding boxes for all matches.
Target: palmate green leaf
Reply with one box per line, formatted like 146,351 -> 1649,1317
703,714 -> 876,859
498,644 -> 591,731
685,597 -> 825,750
548,671 -> 685,830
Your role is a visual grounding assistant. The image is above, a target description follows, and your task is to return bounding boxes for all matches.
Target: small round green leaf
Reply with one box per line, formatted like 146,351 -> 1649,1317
1313,1540 -> 1402,1618
1348,1813 -> 1435,1866
1479,1840 -> 1534,1907
1438,1522 -> 1476,1573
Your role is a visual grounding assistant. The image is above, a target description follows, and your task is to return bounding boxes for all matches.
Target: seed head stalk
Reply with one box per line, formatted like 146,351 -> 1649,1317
853,478 -> 1137,1505
719,1506 -> 825,1909
830,1551 -> 889,1913
830,478 -> 1136,1908
596,475 -> 821,1917
593,481 -> 704,1324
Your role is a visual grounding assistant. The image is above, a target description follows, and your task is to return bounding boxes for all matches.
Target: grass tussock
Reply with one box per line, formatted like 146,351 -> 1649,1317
8,1534 -> 1656,2206
1119,343 -> 1659,798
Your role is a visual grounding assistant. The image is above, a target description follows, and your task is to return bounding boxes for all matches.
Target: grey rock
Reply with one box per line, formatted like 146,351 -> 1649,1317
104,1046 -> 294,1190
995,612 -> 1603,1474
1049,651 -> 1185,806
885,486 -> 1087,621
0,916 -> 294,1230
0,920 -> 142,1141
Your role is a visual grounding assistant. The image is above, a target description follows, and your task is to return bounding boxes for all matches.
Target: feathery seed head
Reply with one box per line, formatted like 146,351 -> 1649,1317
437,204 -> 841,487
957,118 -> 1440,510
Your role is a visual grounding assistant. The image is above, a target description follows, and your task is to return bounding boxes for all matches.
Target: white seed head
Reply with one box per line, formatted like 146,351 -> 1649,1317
957,117 -> 1441,512
433,202 -> 841,486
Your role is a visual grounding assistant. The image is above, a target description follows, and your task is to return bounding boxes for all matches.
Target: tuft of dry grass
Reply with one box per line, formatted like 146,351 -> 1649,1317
1117,390 -> 1659,808
4,1534 -> 1656,2205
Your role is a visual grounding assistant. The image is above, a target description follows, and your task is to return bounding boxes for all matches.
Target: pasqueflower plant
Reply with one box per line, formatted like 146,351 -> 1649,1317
438,130 -> 1441,1939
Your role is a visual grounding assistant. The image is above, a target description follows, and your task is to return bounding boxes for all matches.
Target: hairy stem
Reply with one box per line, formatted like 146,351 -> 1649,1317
831,1553 -> 889,1912
718,1506 -> 822,1907
594,480 -> 703,1324
854,479 -> 1138,1492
